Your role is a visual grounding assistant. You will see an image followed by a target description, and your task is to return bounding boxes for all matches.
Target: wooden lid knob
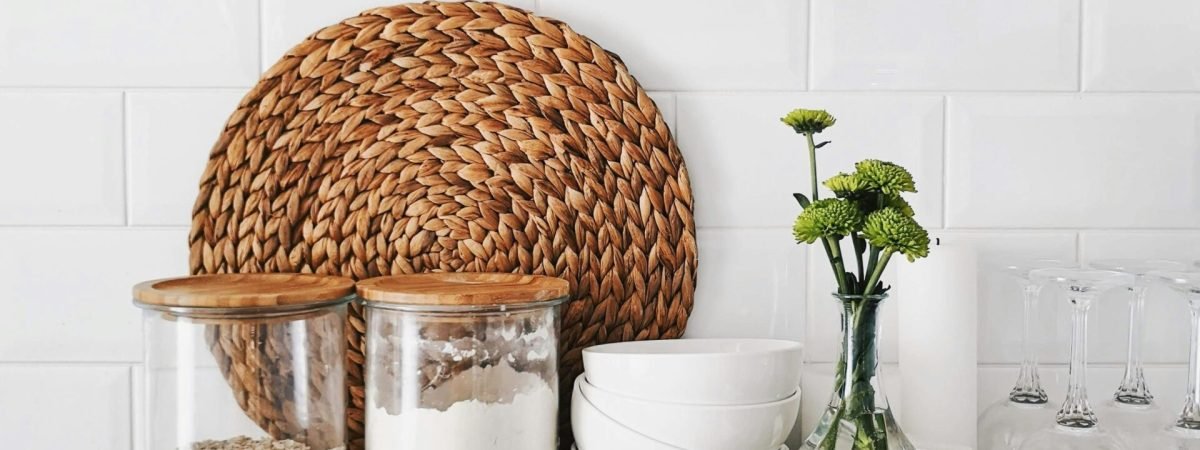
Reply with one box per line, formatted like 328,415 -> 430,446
356,272 -> 570,307
133,273 -> 355,308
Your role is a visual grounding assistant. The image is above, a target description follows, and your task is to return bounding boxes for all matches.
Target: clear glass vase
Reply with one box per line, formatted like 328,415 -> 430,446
804,293 -> 915,450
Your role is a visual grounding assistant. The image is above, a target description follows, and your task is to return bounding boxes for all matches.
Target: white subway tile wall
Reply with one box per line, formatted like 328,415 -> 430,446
0,365 -> 133,450
0,0 -> 259,87
127,91 -> 245,225
1,0 -> 1198,447
539,0 -> 808,91
1082,0 -> 1200,92
810,0 -> 1081,91
0,92 -> 125,225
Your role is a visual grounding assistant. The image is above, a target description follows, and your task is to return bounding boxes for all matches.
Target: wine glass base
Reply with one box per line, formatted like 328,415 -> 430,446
1095,399 -> 1173,444
1019,426 -> 1128,450
1009,393 -> 1050,405
1113,394 -> 1153,406
1056,418 -> 1098,428
978,399 -> 1055,450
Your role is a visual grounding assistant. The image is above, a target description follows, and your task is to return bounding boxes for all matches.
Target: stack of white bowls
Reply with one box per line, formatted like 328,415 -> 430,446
572,338 -> 804,450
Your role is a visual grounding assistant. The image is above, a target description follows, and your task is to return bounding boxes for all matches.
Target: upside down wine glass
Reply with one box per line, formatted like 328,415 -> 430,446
1148,271 -> 1200,449
1090,260 -> 1187,444
1019,269 -> 1135,450
978,260 -> 1076,450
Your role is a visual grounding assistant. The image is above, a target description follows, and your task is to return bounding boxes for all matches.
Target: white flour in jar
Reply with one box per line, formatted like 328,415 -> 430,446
366,362 -> 557,449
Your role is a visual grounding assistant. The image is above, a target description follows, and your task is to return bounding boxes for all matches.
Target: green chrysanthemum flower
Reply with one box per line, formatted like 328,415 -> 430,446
793,198 -> 864,244
884,194 -> 915,217
823,172 -> 866,197
862,207 -> 930,261
855,159 -> 916,194
780,108 -> 836,134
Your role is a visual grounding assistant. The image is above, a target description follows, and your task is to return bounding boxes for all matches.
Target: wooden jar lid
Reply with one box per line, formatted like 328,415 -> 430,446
357,273 -> 570,307
133,273 -> 355,308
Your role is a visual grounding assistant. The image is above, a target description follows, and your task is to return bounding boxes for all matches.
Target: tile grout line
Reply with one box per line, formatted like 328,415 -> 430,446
122,91 -> 132,226
805,0 -> 815,91
940,95 -> 949,229
0,86 -> 254,92
0,225 -> 191,231
6,87 -> 1200,95
1076,232 -> 1085,262
687,225 -> 1200,232
0,360 -> 142,366
129,365 -> 137,450
1077,0 -> 1086,92
259,0 -> 267,75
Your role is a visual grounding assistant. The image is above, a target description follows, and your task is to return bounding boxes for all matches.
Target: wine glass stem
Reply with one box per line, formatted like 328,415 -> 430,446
1011,283 -> 1048,403
1179,297 -> 1200,429
1058,294 -> 1097,428
1115,285 -> 1152,405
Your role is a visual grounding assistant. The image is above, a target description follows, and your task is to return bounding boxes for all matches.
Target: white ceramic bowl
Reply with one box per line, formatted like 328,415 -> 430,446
579,375 -> 799,450
582,338 -> 803,405
571,376 -> 681,450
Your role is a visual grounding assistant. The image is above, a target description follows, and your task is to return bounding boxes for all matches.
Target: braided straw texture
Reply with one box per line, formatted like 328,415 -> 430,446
203,308 -> 346,449
187,2 -> 697,448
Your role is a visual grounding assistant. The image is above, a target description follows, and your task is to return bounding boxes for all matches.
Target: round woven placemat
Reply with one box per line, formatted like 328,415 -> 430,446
187,2 -> 697,448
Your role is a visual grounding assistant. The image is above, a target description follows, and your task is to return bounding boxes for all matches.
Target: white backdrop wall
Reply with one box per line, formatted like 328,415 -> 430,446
1,0 -> 1199,448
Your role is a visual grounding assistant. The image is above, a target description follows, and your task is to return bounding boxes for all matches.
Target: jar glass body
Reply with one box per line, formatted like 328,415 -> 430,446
141,301 -> 349,450
364,300 -> 564,450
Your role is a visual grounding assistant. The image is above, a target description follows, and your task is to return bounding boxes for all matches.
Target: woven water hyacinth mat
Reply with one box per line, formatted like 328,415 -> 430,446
187,2 -> 697,448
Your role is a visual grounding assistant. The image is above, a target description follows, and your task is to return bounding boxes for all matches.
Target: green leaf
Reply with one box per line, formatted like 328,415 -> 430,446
793,193 -> 811,208
815,140 -> 832,149
844,272 -> 858,292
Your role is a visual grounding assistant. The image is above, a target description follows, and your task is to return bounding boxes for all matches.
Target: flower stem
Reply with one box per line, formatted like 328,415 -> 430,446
827,237 -> 850,294
863,250 -> 893,297
806,133 -> 819,201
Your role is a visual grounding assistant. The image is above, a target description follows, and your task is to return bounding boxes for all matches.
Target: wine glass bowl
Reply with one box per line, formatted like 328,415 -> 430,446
1090,259 -> 1190,276
1152,271 -> 1200,297
1002,259 -> 1080,284
1018,426 -> 1129,450
1029,268 -> 1135,299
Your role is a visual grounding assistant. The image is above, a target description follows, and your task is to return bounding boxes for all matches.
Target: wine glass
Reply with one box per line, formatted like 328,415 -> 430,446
1089,259 -> 1187,443
1146,271 -> 1200,449
1019,269 -> 1135,450
978,260 -> 1076,450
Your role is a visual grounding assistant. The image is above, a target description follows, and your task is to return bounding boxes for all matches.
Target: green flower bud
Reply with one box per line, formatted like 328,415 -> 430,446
855,159 -> 916,194
823,172 -> 866,197
884,194 -> 915,217
793,198 -> 864,243
780,108 -> 836,134
862,207 -> 930,261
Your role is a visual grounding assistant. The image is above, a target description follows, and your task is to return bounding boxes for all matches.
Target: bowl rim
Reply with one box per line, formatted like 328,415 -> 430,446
572,377 -> 682,449
582,338 -> 803,357
580,373 -> 800,410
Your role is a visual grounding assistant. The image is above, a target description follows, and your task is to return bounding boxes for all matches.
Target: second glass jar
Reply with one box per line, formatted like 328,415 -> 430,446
358,273 -> 570,450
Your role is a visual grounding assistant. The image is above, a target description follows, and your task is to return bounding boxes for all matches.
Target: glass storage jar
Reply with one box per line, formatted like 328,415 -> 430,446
133,273 -> 355,450
358,273 -> 570,450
